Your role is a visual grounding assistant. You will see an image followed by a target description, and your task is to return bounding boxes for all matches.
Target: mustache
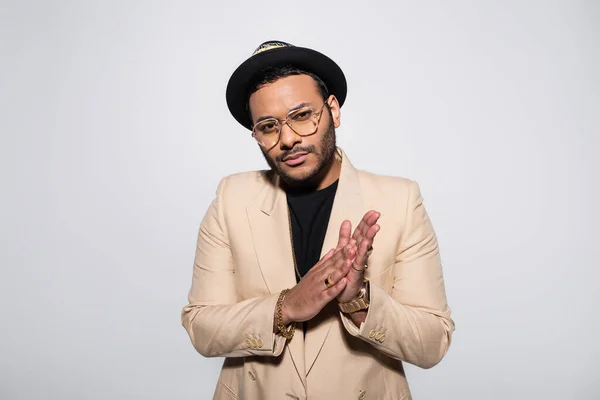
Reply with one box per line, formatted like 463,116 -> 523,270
277,146 -> 317,162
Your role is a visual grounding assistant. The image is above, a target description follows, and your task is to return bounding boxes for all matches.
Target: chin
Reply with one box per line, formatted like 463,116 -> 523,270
279,165 -> 320,186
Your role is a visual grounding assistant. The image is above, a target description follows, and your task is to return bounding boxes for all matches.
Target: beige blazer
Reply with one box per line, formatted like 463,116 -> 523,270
181,148 -> 454,400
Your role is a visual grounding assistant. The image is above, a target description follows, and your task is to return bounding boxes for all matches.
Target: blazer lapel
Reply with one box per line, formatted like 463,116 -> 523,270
305,148 -> 364,374
246,172 -> 306,387
246,172 -> 298,295
245,149 -> 365,380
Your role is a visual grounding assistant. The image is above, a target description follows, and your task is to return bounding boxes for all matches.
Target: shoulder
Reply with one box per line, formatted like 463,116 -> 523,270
213,169 -> 275,199
354,169 -> 430,229
355,168 -> 419,199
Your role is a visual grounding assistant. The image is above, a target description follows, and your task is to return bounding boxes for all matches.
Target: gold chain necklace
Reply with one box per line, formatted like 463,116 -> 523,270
287,206 -> 302,281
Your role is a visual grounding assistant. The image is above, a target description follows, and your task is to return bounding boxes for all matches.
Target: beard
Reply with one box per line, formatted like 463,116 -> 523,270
260,117 -> 337,190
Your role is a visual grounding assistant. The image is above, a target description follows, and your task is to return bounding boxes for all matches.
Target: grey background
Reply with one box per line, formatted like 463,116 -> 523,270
1,1 -> 599,399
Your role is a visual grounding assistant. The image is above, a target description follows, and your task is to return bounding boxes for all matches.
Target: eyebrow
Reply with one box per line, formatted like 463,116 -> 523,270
255,102 -> 313,124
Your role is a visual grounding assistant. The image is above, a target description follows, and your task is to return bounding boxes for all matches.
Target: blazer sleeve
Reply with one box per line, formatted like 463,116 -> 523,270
181,177 -> 288,358
340,180 -> 455,369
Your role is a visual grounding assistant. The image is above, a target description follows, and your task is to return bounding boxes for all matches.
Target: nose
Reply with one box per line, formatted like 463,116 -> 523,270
279,123 -> 301,149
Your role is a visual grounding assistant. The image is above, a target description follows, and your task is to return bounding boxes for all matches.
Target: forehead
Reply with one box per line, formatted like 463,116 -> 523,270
248,74 -> 322,119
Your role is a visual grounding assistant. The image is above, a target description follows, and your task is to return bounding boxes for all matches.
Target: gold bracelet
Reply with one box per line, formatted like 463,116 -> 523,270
276,289 -> 295,340
338,279 -> 371,314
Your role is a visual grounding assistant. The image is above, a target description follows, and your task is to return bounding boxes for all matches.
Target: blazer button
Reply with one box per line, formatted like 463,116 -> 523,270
252,339 -> 259,348
245,338 -> 252,348
368,330 -> 376,338
257,338 -> 264,348
379,334 -> 386,342
248,371 -> 256,381
358,389 -> 366,399
374,332 -> 383,341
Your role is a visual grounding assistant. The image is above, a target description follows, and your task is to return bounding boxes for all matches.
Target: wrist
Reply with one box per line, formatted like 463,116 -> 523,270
348,309 -> 368,328
338,279 -> 370,314
275,289 -> 296,339
281,298 -> 292,325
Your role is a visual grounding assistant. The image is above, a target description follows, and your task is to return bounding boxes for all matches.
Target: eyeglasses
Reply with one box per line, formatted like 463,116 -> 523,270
251,102 -> 327,150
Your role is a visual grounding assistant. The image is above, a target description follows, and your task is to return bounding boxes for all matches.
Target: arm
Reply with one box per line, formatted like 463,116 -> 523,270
181,177 -> 288,358
340,180 -> 455,369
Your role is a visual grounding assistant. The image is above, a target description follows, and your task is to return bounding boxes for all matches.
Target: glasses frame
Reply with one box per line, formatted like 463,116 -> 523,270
251,102 -> 328,150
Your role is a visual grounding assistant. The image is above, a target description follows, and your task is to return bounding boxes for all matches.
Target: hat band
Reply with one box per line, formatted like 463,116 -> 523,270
252,42 -> 289,56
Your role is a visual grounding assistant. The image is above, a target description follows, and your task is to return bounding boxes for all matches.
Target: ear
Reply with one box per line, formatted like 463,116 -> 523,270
326,95 -> 341,128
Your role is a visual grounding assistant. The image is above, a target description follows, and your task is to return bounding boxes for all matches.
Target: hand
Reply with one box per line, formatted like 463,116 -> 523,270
281,244 -> 357,324
335,210 -> 381,304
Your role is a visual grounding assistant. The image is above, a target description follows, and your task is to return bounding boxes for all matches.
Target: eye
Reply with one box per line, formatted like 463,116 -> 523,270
291,110 -> 312,121
257,121 -> 278,134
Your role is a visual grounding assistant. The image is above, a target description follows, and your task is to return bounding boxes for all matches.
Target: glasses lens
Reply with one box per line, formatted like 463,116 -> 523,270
288,108 -> 318,136
254,120 -> 280,148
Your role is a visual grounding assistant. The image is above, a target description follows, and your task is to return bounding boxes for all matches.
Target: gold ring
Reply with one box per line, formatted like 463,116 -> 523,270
324,274 -> 333,288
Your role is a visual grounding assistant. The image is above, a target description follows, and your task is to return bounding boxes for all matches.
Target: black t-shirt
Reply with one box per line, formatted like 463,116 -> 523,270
286,180 -> 339,282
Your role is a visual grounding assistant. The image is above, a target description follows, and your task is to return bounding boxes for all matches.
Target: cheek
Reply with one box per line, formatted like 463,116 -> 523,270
265,147 -> 282,162
316,133 -> 330,152
304,135 -> 321,149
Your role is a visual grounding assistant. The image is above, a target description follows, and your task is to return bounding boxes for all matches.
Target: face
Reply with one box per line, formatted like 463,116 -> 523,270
248,74 -> 341,189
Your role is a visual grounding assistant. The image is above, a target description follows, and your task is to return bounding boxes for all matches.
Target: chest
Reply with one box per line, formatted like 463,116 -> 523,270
227,202 -> 402,301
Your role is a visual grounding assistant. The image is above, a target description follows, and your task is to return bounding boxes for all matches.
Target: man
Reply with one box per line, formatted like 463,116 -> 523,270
181,40 -> 454,400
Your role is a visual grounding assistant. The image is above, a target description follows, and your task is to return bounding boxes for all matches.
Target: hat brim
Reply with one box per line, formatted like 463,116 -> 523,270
226,46 -> 347,130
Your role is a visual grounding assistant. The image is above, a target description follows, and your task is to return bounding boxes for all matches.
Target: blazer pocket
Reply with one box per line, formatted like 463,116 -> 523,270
215,379 -> 238,399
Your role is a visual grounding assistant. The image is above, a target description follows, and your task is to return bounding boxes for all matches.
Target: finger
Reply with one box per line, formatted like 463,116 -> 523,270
339,243 -> 356,260
320,248 -> 336,263
353,210 -> 380,244
357,236 -> 373,258
357,212 -> 380,240
336,220 -> 352,250
348,262 -> 366,275
315,244 -> 352,273
339,245 -> 356,269
352,212 -> 380,252
322,244 -> 355,274
313,248 -> 337,273
353,225 -> 380,270
366,211 -> 381,227
322,277 -> 348,301
314,249 -> 334,269
350,211 -> 372,242
324,256 -> 353,287
357,225 -> 380,259
363,224 -> 380,242
352,211 -> 375,241
353,233 -> 377,270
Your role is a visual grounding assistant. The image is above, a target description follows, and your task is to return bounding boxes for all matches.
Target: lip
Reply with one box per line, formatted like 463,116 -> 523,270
283,152 -> 308,166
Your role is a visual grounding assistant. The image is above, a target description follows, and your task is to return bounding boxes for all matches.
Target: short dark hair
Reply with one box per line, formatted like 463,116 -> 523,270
246,65 -> 330,119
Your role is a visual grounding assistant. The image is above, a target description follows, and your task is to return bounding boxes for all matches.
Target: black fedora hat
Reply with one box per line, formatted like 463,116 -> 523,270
226,40 -> 347,130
